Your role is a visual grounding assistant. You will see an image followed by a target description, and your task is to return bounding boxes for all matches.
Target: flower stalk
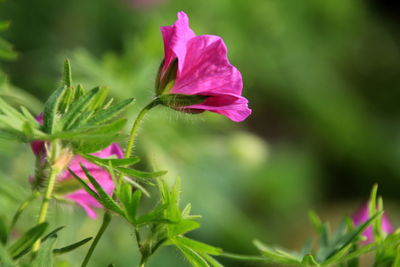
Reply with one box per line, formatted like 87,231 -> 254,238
32,141 -> 61,252
81,212 -> 112,267
124,99 -> 160,159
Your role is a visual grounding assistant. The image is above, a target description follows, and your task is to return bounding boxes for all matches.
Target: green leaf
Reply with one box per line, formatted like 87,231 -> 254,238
170,219 -> 200,236
83,154 -> 140,168
0,97 -> 26,122
86,98 -> 134,126
88,87 -> 108,110
175,242 -> 210,267
116,167 -> 167,180
61,86 -> 100,130
301,254 -> 319,266
68,167 -> 99,195
136,204 -> 173,225
158,94 -> 208,108
174,237 -> 222,256
53,237 -> 92,255
31,233 -> 57,267
316,212 -> 382,262
63,59 -> 72,87
42,86 -> 67,134
41,226 -> 65,242
120,186 -> 141,223
0,215 -> 8,244
8,222 -> 48,259
329,243 -> 375,265
254,240 -> 301,265
200,253 -> 223,267
79,164 -> 124,215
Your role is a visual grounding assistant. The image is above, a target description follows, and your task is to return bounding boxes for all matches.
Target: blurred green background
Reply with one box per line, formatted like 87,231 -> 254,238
0,0 -> 399,266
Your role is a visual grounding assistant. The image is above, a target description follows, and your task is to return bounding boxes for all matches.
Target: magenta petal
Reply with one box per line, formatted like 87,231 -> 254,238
185,94 -> 252,122
56,143 -> 123,218
352,203 -> 394,243
31,113 -> 45,155
160,12 -> 251,122
160,11 -> 195,74
65,189 -> 101,219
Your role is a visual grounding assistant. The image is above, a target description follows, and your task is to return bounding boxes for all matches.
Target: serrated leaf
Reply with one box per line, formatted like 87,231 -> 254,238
316,212 -> 381,262
88,87 -> 108,110
136,203 -> 173,225
175,242 -> 210,267
31,233 -> 57,267
61,86 -> 100,130
53,237 -> 92,255
42,86 -> 67,134
63,59 -> 72,87
84,154 -> 140,168
79,164 -> 124,215
86,98 -> 134,126
254,240 -> 301,265
120,186 -> 141,223
8,222 -> 48,259
175,237 -> 222,256
0,97 -> 26,121
200,253 -> 223,267
117,167 -> 167,180
329,243 -> 375,265
170,220 -> 200,237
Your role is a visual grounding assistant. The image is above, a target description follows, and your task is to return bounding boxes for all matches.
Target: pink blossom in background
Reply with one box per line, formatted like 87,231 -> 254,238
352,203 -> 394,243
159,11 -> 251,122
31,114 -> 123,218
59,143 -> 123,218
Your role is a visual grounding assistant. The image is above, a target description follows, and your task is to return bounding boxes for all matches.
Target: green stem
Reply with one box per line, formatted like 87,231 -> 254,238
81,212 -> 112,267
124,99 -> 160,159
32,159 -> 60,252
124,99 -> 159,267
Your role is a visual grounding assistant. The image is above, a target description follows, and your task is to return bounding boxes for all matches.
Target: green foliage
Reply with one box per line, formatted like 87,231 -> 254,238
53,237 -> 93,255
0,60 -> 134,154
222,186 -> 400,267
8,222 -> 48,259
31,233 -> 57,267
0,20 -> 17,60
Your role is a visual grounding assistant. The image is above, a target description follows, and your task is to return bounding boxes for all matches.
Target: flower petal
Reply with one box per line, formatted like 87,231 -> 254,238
184,94 -> 251,122
160,11 -> 195,74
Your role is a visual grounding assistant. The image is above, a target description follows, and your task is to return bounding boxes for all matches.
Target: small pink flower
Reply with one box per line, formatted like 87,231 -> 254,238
31,114 -> 123,219
59,143 -> 123,218
352,203 -> 394,243
158,11 -> 251,122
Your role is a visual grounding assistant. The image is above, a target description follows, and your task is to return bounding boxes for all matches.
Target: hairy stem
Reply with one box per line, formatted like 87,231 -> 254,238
32,162 -> 59,252
124,99 -> 160,267
81,212 -> 112,267
124,99 -> 160,159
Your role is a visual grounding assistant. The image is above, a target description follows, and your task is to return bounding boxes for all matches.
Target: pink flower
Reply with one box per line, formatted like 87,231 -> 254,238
158,11 -> 251,122
352,203 -> 394,243
59,143 -> 123,218
31,114 -> 123,219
